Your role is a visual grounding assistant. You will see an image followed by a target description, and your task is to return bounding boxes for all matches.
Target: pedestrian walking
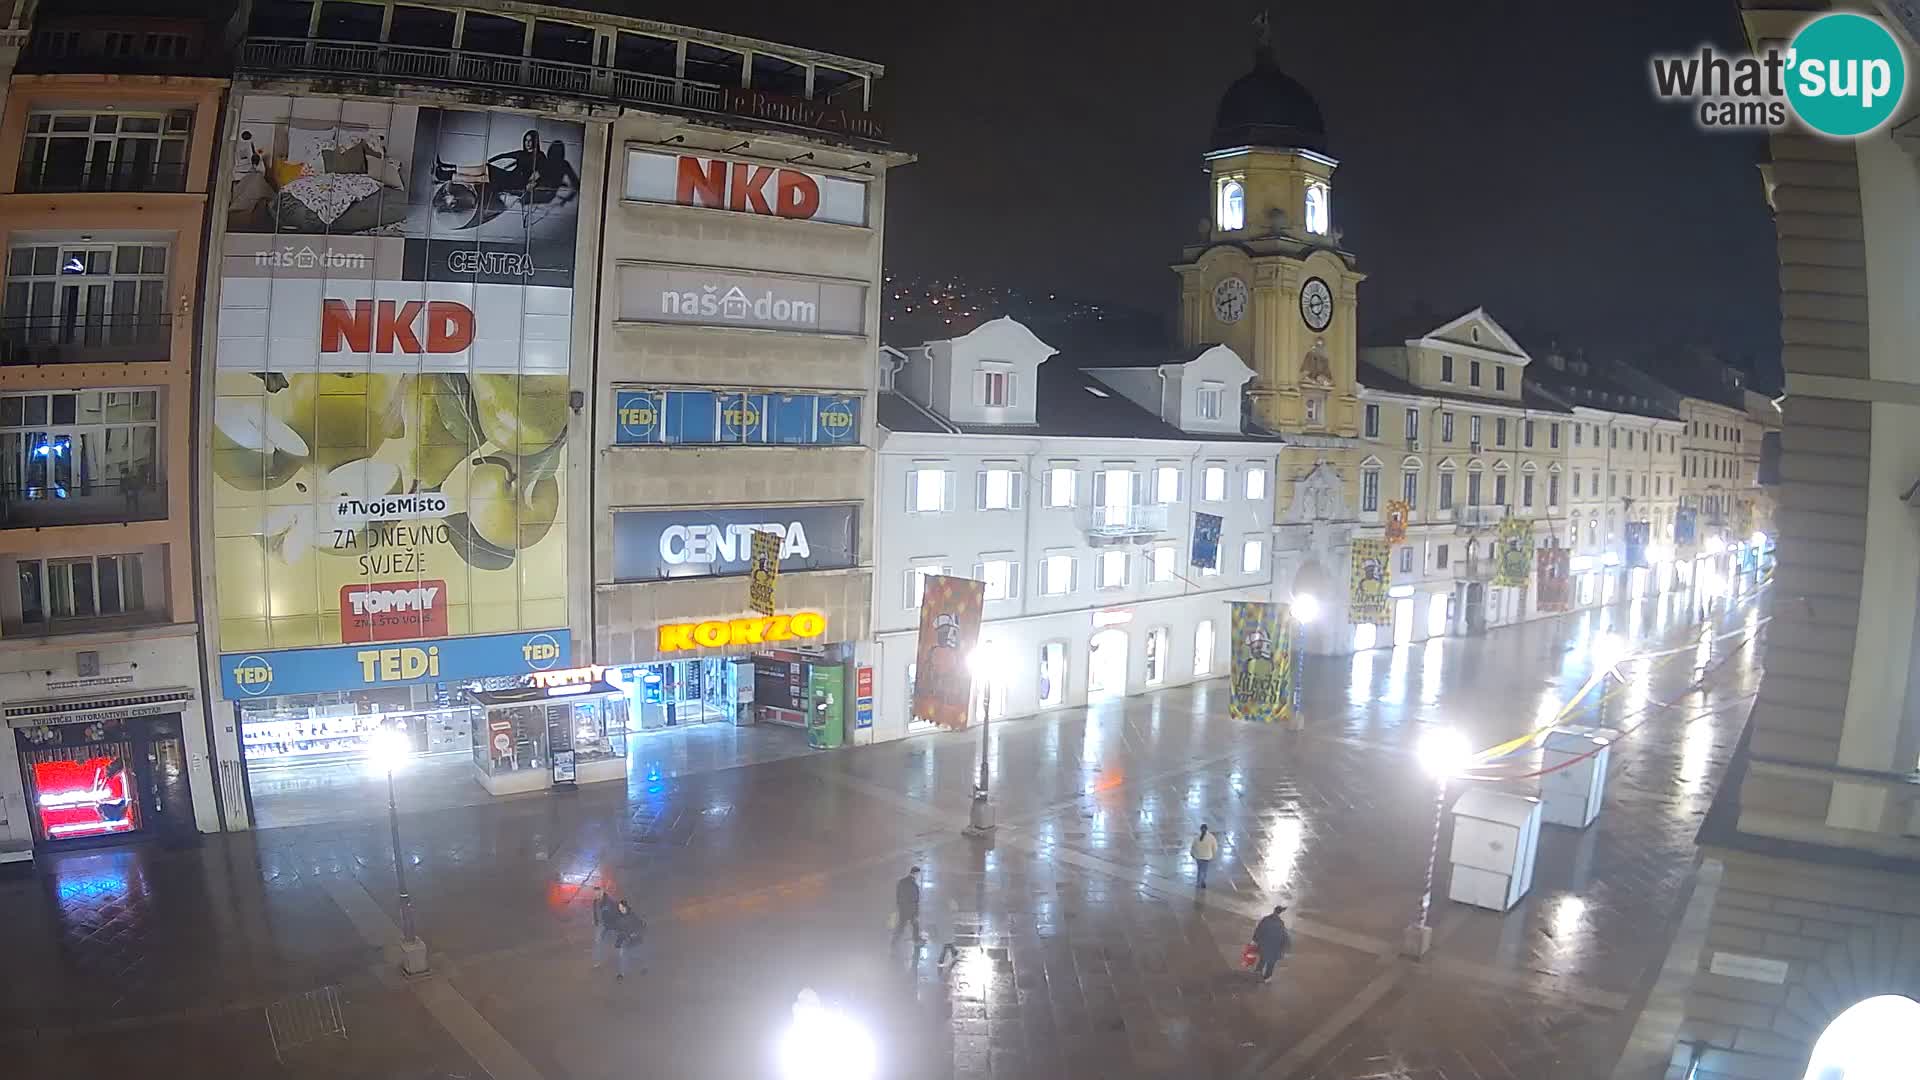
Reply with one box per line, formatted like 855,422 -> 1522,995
607,899 -> 645,980
1252,904 -> 1291,982
1191,824 -> 1219,888
934,898 -> 964,973
890,866 -> 924,947
590,886 -> 614,968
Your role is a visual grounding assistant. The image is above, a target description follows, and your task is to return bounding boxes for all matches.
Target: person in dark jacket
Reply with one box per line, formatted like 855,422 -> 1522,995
891,866 -> 923,946
1253,904 -> 1291,982
606,899 -> 644,980
590,886 -> 615,969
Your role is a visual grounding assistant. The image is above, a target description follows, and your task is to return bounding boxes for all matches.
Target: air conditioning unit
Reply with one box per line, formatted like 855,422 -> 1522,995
1469,441 -> 1482,454
1406,436 -> 1420,450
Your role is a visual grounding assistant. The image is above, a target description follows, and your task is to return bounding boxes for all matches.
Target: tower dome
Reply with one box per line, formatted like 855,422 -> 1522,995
1211,40 -> 1327,154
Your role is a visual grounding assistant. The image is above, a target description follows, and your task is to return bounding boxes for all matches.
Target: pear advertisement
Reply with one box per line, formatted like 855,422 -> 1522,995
211,96 -> 581,654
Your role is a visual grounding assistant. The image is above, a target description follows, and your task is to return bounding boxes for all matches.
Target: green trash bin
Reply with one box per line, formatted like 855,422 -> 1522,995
807,663 -> 844,749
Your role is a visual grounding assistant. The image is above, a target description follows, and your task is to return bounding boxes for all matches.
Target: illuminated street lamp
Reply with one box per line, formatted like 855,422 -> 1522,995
368,727 -> 428,974
1405,728 -> 1472,958
779,988 -> 877,1080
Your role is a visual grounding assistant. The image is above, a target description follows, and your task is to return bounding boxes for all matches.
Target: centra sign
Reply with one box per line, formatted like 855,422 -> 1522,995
657,611 -> 827,652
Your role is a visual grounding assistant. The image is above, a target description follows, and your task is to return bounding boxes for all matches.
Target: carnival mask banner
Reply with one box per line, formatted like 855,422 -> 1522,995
1230,602 -> 1298,724
910,575 -> 986,731
1494,517 -> 1535,588
1536,547 -> 1572,612
747,529 -> 780,616
1625,522 -> 1651,568
1383,500 -> 1410,546
1191,511 -> 1223,570
1674,506 -> 1697,547
1348,538 -> 1392,624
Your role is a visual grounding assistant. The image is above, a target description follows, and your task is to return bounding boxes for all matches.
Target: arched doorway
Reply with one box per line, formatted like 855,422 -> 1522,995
1088,628 -> 1128,700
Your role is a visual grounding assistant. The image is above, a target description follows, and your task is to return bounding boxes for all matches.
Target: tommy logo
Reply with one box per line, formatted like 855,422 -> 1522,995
340,581 -> 448,643
321,299 -> 475,354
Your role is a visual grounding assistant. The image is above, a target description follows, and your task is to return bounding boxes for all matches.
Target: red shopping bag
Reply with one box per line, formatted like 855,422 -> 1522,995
1240,943 -> 1260,970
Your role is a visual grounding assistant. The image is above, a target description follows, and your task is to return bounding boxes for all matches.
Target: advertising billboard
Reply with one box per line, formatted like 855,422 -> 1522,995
211,96 -> 582,658
610,504 -> 859,582
1494,517 -> 1535,588
1348,538 -> 1392,624
1536,547 -> 1572,612
617,265 -> 867,335
623,150 -> 869,226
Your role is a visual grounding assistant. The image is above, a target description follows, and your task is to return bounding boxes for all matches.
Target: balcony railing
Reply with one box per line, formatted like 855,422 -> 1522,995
2,480 -> 167,530
1454,505 -> 1508,531
14,161 -> 190,194
0,317 -> 172,366
238,37 -> 885,142
1077,503 -> 1171,544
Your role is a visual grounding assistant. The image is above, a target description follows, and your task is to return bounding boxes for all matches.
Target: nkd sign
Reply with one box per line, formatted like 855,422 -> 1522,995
618,265 -> 866,336
624,150 -> 869,227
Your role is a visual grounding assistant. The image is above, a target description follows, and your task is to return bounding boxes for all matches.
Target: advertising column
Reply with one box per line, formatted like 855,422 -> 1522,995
206,96 -> 585,822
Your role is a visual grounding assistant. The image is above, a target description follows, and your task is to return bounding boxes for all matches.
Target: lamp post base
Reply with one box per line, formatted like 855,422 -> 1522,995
1400,921 -> 1433,959
399,936 -> 431,975
966,793 -> 996,834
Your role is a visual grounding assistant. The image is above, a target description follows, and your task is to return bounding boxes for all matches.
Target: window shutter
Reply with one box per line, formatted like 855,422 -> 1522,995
1010,471 -> 1024,509
943,470 -> 957,512
1007,562 -> 1021,598
976,470 -> 989,510
1128,470 -> 1142,508
1092,474 -> 1107,509
1069,558 -> 1079,593
904,569 -> 919,610
905,469 -> 918,510
1006,374 -> 1017,408
972,561 -> 985,585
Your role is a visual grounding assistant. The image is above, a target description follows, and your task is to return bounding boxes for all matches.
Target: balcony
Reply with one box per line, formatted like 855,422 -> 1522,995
2,480 -> 167,530
237,37 -> 886,143
14,161 -> 190,195
1454,505 -> 1508,531
1077,503 -> 1171,545
0,317 -> 173,366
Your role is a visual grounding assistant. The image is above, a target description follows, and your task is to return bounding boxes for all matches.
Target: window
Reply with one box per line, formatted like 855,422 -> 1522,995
1155,465 -> 1180,504
21,110 -> 193,192
1639,475 -> 1647,496
1405,409 -> 1419,442
1194,620 -> 1216,676
1364,404 -> 1380,438
1196,382 -> 1224,421
1401,468 -> 1419,508
1304,181 -> 1330,235
1468,471 -> 1483,506
904,564 -> 949,609
909,467 -> 948,512
1441,355 -> 1455,383
1218,178 -> 1246,231
977,466 -> 1023,510
1041,553 -> 1076,595
1495,418 -> 1508,447
1522,474 -> 1534,507
1470,415 -> 1483,447
1046,466 -> 1075,507
1242,537 -> 1265,574
1524,420 -> 1535,448
683,41 -> 744,85
1152,545 -> 1176,583
16,552 -> 146,626
1609,475 -> 1616,496
2,389 -> 161,510
1304,392 -> 1325,426
1550,423 -> 1561,449
1099,550 -> 1129,589
1435,543 -> 1450,569
1397,547 -> 1413,574
1245,466 -> 1268,500
980,369 -> 1013,408
1469,360 -> 1482,387
977,557 -> 1020,601
1203,465 -> 1227,502
1494,474 -> 1508,505
1438,471 -> 1455,510
1495,366 -> 1507,392
1573,424 -> 1583,447
1549,474 -> 1561,506
1571,469 -> 1580,496
6,243 -> 171,347
1609,429 -> 1617,449
1361,468 -> 1380,512
1441,412 -> 1455,443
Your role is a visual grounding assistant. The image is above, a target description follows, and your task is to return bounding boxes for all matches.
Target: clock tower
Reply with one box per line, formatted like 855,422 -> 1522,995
1172,24 -> 1363,438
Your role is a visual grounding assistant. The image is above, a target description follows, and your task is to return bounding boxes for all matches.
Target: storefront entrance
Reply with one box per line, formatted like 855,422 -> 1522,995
1088,628 -> 1128,700
15,712 -> 191,846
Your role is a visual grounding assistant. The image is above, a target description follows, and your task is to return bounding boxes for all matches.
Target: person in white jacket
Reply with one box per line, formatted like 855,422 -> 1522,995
1191,824 -> 1219,888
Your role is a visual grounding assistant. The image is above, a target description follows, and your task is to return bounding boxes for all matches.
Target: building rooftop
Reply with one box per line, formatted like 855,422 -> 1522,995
1358,362 -> 1575,416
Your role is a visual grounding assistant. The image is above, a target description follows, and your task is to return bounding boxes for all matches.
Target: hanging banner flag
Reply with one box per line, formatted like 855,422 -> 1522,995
1191,511 -> 1223,570
1625,522 -> 1651,568
1383,500 -> 1410,546
910,575 -> 986,731
1349,538 -> 1392,624
1536,547 -> 1572,612
747,529 -> 781,615
1675,506 -> 1698,547
1230,602 -> 1298,724
1495,517 -> 1535,588
1732,499 -> 1754,541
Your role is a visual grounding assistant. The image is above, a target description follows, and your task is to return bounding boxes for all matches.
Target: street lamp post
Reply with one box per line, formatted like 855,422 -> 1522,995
1405,728 -> 1471,959
967,651 -> 995,834
373,729 -> 429,974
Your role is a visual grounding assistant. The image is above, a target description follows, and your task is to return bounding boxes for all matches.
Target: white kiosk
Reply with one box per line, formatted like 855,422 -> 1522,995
1539,726 -> 1615,828
1447,788 -> 1543,912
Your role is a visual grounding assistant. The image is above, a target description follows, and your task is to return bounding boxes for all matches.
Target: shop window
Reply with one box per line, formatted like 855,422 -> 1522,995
388,5 -> 455,48
614,31 -> 677,76
16,551 -> 148,629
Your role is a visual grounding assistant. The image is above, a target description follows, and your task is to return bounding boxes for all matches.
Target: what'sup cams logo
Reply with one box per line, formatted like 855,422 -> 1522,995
1652,12 -> 1907,137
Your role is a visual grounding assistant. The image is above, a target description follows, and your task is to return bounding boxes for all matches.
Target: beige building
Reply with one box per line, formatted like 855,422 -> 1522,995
1670,4 -> 1920,1078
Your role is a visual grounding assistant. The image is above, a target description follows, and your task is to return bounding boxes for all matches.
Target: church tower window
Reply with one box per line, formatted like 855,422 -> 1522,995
1304,181 -> 1330,235
1218,179 -> 1246,231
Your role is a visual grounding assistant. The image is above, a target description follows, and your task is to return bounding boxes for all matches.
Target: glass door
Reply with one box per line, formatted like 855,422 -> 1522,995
1038,642 -> 1065,708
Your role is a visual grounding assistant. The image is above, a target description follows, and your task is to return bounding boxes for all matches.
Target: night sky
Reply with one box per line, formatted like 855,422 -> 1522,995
633,1 -> 1781,386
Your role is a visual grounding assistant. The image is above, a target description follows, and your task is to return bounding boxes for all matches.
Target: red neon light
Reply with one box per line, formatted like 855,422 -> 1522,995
33,757 -> 137,840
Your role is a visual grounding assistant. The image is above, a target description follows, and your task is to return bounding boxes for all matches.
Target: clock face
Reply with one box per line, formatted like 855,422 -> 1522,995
1300,277 -> 1334,332
1212,277 -> 1249,324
